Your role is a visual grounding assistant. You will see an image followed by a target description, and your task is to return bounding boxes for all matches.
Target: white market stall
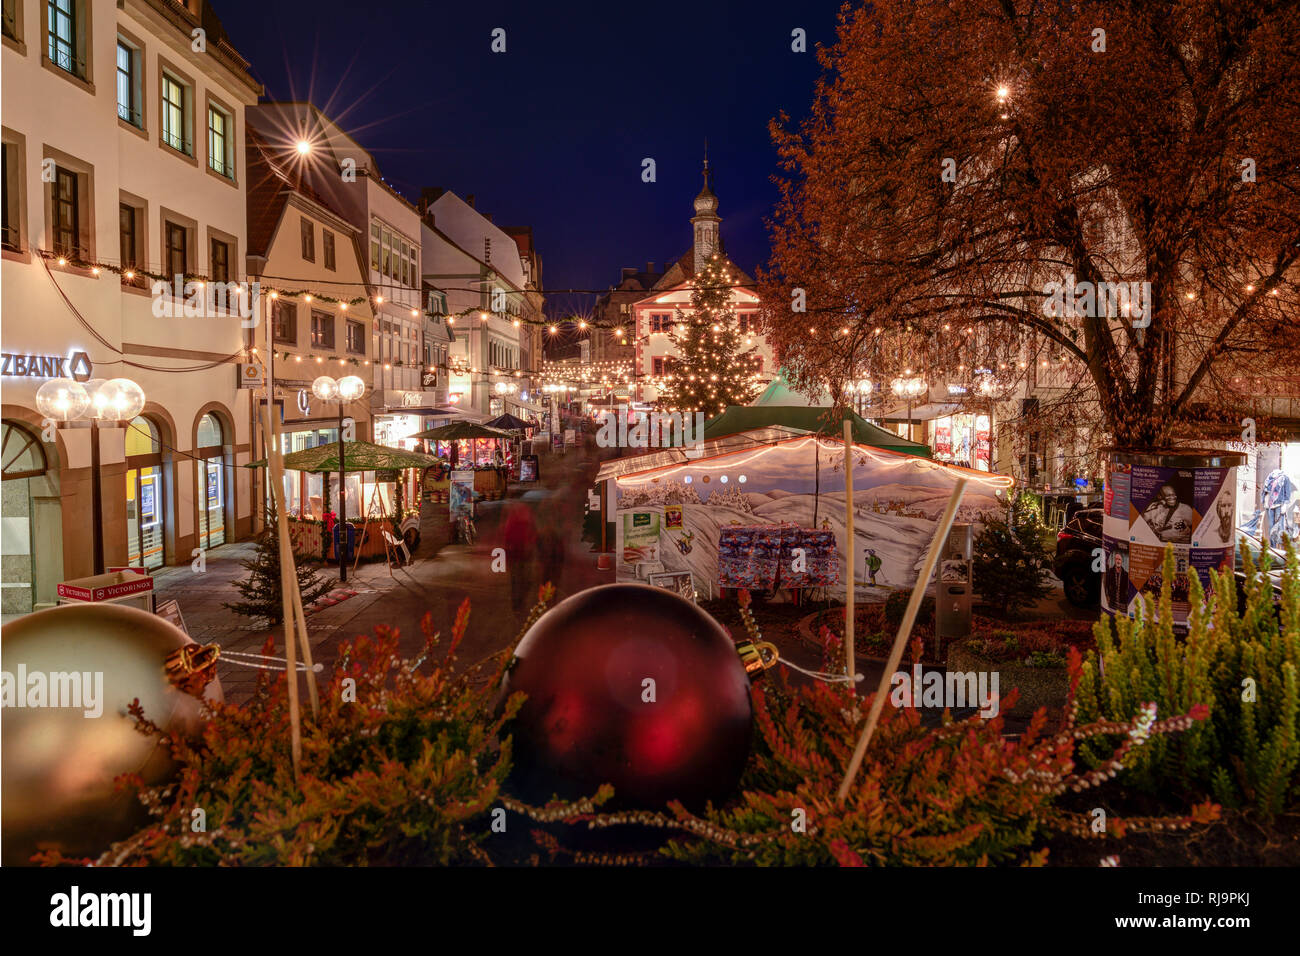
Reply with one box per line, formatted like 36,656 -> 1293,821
598,430 -> 1014,601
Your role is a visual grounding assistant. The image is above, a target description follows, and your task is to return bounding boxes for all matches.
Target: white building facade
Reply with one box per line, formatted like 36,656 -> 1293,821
633,164 -> 775,405
421,190 -> 541,418
246,102 -> 443,452
2,0 -> 261,611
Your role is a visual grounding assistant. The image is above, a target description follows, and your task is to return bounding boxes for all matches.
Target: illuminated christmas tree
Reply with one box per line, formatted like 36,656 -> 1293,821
657,253 -> 761,417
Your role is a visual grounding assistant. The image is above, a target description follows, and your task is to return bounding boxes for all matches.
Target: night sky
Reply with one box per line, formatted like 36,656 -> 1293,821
214,0 -> 845,311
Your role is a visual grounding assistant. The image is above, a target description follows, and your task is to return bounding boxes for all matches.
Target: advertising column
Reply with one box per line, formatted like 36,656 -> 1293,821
1101,448 -> 1246,629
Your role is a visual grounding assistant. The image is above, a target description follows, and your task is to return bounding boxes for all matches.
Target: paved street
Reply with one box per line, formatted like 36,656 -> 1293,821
156,441 -> 613,705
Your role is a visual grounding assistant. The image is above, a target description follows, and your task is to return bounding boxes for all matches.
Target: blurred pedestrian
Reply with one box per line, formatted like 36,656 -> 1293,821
537,518 -> 566,599
503,501 -> 538,614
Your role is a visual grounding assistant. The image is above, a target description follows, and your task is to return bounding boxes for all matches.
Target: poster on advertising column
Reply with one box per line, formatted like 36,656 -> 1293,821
1102,457 -> 1237,626
449,470 -> 475,520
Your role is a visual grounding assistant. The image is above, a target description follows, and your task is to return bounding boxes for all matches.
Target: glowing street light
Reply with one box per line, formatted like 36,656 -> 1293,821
37,377 -> 146,573
311,374 -> 366,581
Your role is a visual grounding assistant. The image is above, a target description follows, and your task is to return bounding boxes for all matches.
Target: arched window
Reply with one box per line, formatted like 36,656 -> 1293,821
196,412 -> 227,549
125,415 -> 160,456
125,415 -> 166,569
2,421 -> 47,480
2,420 -> 57,614
197,412 -> 223,450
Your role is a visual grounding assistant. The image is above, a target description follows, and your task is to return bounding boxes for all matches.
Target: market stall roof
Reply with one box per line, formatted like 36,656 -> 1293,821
751,368 -> 830,407
505,396 -> 547,415
412,421 -> 514,441
874,401 -> 963,423
599,432 -> 1007,490
703,405 -> 931,457
248,440 -> 441,473
595,426 -> 813,483
485,413 -> 531,431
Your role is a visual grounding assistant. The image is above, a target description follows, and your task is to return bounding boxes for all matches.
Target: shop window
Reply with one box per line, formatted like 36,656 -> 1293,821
2,420 -> 51,615
196,413 -> 225,550
197,412 -> 223,449
125,416 -> 164,569
2,420 -> 47,479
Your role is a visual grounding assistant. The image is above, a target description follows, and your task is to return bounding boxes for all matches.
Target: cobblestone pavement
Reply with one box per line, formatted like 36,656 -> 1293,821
153,443 -> 614,705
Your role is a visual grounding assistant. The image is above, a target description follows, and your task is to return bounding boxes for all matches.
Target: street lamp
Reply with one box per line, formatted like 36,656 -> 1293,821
37,376 -> 146,575
312,373 -> 366,581
890,374 -> 927,442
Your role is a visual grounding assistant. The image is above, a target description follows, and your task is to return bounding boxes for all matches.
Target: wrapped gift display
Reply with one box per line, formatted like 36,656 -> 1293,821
718,525 -> 839,591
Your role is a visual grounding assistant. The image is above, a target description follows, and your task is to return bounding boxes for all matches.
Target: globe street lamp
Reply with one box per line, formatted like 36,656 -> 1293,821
312,374 -> 365,581
37,376 -> 146,575
890,374 -> 927,443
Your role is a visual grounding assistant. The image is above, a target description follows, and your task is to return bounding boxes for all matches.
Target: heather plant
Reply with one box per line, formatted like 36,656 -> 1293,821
44,590 -> 602,866
1074,543 -> 1300,819
635,668 -> 1215,866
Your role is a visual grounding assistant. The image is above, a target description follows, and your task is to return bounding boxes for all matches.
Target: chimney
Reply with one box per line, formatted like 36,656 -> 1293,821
646,261 -> 656,274
621,267 -> 636,280
466,194 -> 475,209
418,186 -> 444,214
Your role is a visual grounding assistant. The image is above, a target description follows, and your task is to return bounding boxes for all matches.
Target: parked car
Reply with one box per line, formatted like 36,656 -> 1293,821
1054,508 -> 1103,607
1053,507 -> 1285,612
1232,527 -> 1286,615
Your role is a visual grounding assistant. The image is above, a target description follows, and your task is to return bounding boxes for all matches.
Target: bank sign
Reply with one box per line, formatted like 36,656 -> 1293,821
1,350 -> 92,382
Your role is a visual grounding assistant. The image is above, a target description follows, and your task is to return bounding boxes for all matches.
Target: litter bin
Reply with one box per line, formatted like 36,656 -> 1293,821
935,523 -> 973,653
333,521 -> 357,566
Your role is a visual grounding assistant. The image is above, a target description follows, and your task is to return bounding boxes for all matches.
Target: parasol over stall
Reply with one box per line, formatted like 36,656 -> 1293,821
484,412 -> 531,432
411,421 -> 515,498
247,440 -> 441,563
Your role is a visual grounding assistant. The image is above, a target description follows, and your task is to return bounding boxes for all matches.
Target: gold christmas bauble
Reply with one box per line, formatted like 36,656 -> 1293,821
1,603 -> 221,865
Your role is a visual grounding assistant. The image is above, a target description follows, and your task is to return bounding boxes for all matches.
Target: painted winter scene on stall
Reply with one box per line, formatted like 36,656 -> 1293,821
614,437 -> 1012,599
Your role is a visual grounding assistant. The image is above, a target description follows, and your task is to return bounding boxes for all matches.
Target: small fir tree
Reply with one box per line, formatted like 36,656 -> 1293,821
656,253 -> 761,417
225,502 -> 334,625
973,498 -> 1053,617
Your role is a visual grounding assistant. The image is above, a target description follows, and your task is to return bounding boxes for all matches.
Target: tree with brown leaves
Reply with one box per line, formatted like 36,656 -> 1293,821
760,0 -> 1300,451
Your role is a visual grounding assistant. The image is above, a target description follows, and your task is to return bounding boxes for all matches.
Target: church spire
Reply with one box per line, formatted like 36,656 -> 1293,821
692,145 -> 721,265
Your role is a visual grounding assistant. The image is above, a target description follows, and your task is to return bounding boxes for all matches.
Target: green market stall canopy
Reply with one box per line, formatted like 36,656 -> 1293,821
247,440 -> 441,473
702,405 -> 931,458
411,422 -> 515,442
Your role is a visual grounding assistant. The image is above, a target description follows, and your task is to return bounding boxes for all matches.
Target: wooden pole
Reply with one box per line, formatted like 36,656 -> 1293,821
288,571 -> 320,718
843,420 -> 856,695
262,404 -> 302,778
836,478 -> 967,803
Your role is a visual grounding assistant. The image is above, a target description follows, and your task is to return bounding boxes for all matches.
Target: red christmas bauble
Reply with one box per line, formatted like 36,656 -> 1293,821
501,583 -> 752,809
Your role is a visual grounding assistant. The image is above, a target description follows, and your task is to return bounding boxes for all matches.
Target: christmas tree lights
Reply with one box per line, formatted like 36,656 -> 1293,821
655,254 -> 761,416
